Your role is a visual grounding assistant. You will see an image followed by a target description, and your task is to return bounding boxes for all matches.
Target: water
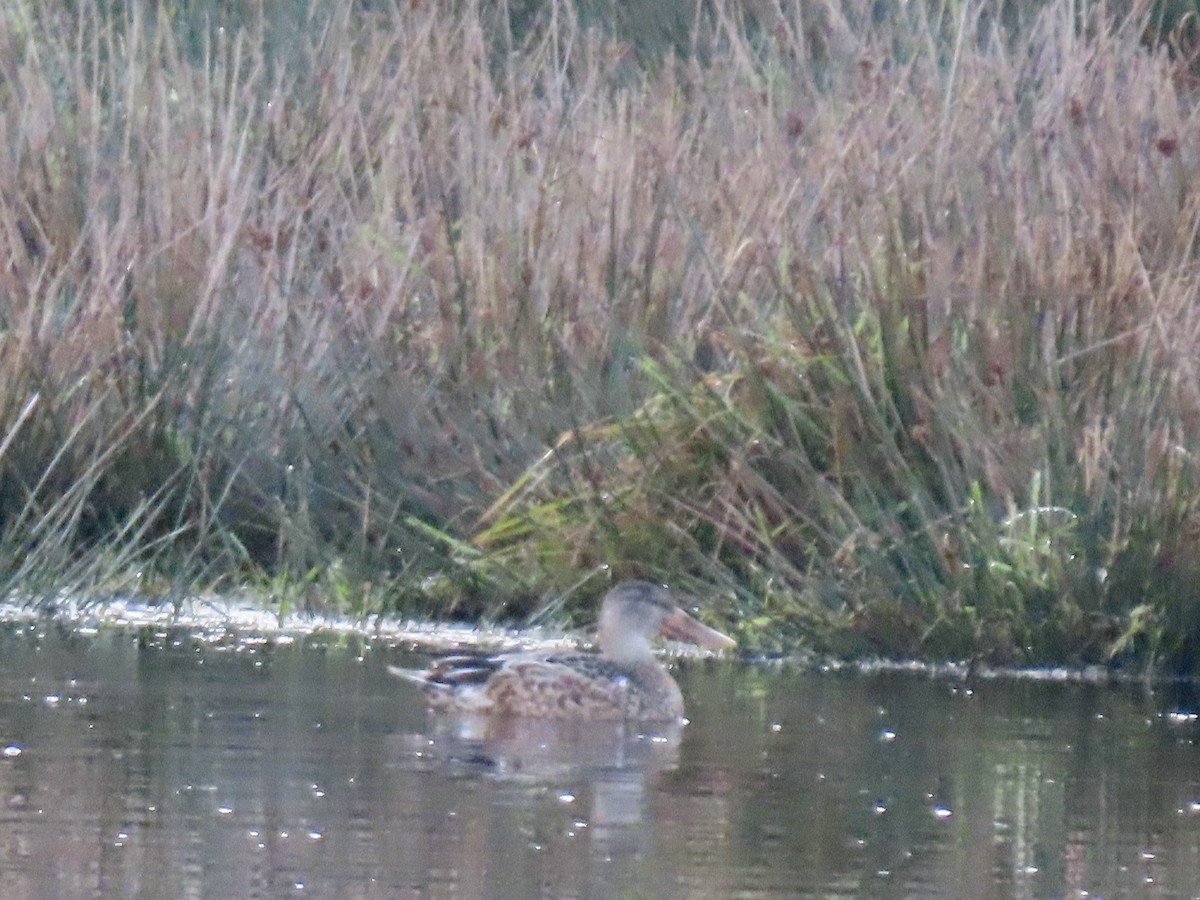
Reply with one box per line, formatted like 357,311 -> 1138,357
2,623 -> 1200,898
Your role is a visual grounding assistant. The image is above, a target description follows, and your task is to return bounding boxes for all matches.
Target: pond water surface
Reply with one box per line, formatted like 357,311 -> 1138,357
2,621 -> 1200,898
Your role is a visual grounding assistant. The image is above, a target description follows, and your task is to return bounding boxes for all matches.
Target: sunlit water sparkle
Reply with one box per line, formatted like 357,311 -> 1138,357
0,610 -> 1199,898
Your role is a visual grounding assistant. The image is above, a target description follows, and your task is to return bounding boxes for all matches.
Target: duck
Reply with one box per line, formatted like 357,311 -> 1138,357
388,580 -> 736,721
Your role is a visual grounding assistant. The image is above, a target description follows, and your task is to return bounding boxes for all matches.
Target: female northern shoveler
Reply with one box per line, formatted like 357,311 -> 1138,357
389,581 -> 736,722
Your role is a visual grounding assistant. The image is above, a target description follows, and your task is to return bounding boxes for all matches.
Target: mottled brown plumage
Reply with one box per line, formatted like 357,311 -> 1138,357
389,581 -> 736,721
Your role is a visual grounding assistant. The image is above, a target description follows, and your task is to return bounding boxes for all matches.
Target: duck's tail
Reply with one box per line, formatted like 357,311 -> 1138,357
387,659 -> 498,713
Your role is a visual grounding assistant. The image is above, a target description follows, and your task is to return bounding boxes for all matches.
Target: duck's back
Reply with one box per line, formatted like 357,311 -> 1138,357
482,653 -> 684,721
399,651 -> 684,721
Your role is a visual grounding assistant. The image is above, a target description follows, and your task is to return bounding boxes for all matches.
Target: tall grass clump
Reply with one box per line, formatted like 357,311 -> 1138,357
1,0 -> 1199,669
470,0 -> 1200,667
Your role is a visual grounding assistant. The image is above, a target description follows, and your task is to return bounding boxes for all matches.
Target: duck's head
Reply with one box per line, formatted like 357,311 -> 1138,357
597,580 -> 736,662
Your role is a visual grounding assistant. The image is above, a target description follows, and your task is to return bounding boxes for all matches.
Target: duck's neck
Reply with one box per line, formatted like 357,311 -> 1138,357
597,622 -> 656,664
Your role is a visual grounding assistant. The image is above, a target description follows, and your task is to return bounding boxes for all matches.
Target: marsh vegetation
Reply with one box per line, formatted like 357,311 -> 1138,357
2,0 -> 1199,669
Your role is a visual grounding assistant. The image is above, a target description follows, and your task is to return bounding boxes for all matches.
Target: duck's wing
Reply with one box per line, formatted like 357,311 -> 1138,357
389,653 -> 504,687
388,653 -> 510,713
480,653 -> 646,720
389,652 -> 634,717
388,651 -> 598,687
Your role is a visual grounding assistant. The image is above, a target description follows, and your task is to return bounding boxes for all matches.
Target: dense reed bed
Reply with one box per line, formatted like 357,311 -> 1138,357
2,0 -> 1199,668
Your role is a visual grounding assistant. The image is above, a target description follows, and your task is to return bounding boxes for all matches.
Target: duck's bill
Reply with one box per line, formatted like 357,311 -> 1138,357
660,607 -> 737,650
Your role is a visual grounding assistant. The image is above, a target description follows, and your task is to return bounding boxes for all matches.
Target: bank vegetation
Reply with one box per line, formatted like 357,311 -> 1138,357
2,0 -> 1199,669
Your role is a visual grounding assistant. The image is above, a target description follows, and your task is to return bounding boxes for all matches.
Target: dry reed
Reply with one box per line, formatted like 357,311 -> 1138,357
1,0 -> 1199,667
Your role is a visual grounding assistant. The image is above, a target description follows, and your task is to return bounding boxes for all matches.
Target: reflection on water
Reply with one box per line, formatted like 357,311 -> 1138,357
2,624 -> 1200,898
